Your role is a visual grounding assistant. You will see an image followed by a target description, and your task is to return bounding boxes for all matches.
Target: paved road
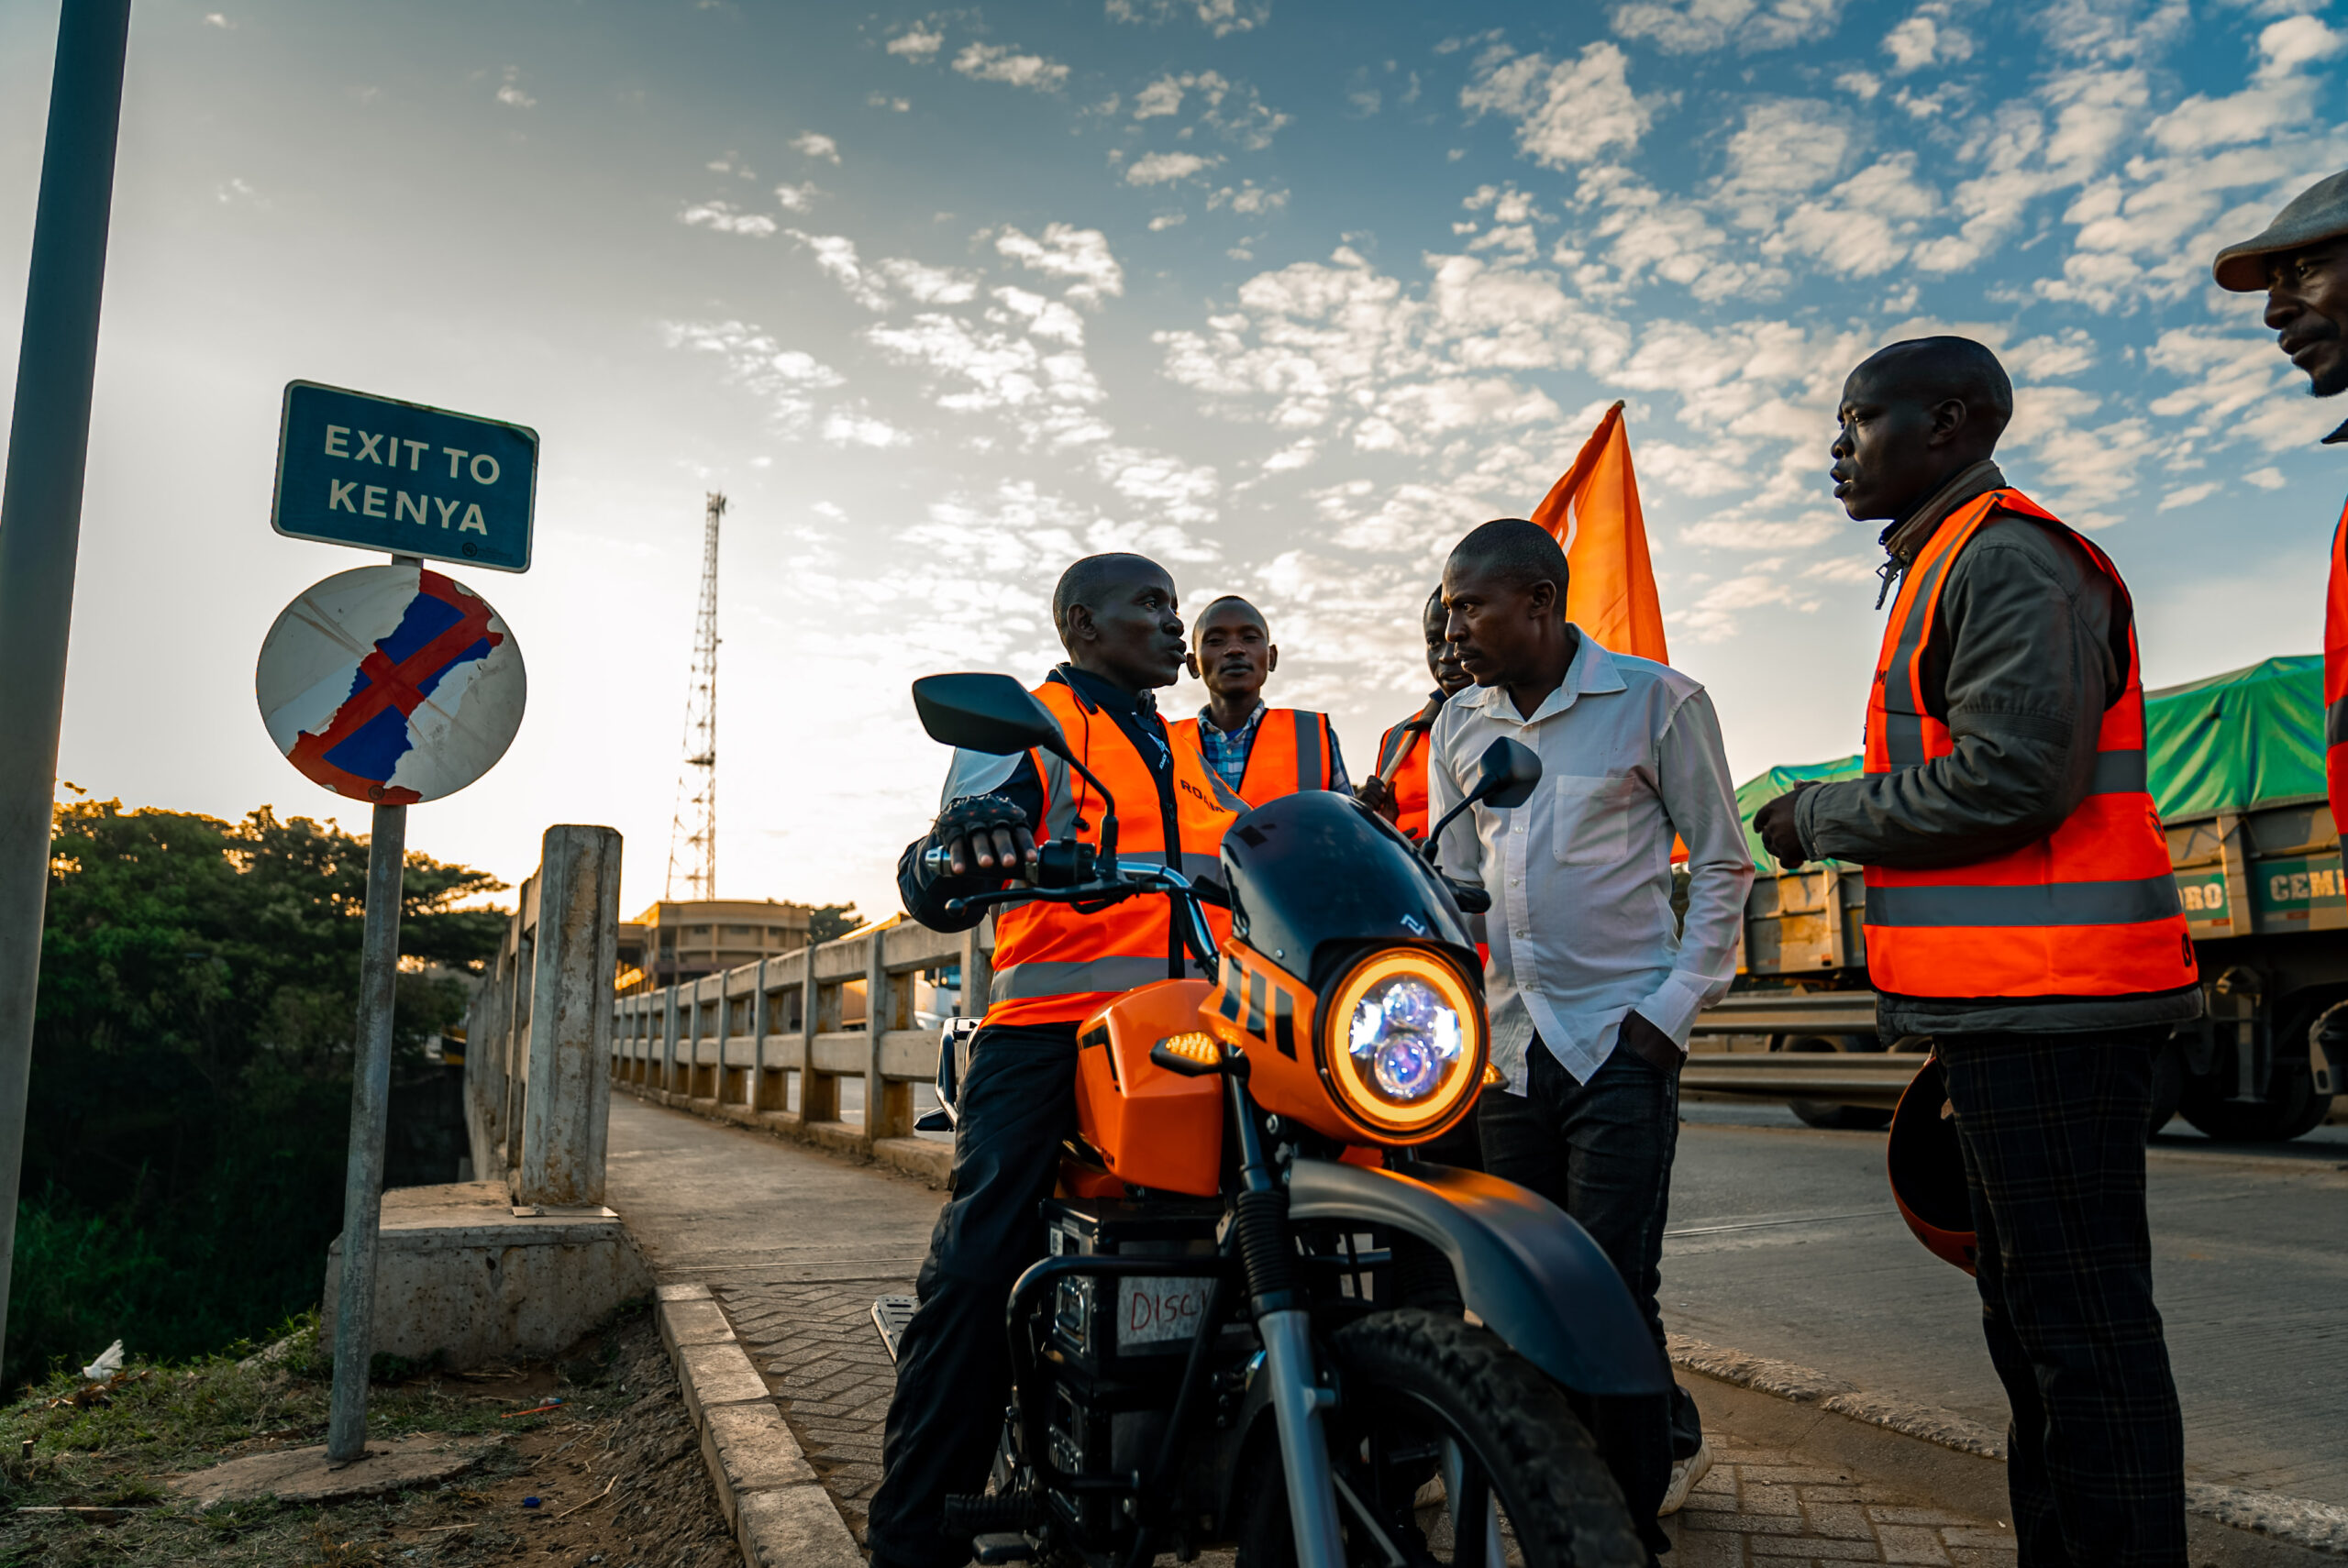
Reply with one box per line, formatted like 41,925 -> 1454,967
1666,1101 -> 2348,1507
604,1096 -> 2033,1564
604,1088 -> 2346,1555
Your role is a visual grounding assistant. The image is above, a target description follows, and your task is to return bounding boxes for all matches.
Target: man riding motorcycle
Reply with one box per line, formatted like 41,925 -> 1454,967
868,551 -> 1246,1568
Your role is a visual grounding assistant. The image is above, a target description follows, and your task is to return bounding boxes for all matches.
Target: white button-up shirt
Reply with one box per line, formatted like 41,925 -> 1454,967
1428,629 -> 1754,1090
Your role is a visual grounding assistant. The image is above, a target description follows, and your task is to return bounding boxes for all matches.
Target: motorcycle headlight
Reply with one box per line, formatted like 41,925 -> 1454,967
1320,950 -> 1485,1140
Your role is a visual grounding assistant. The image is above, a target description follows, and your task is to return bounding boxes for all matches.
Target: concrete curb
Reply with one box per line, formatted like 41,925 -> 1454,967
1668,1334 -> 2348,1557
622,1082 -> 954,1187
652,1282 -> 864,1568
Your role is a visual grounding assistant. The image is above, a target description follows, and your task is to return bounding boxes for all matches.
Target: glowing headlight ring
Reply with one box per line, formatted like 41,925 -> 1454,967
1318,949 -> 1485,1140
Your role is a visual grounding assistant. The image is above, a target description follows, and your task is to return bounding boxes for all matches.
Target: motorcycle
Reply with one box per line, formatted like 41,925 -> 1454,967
885,672 -> 1667,1568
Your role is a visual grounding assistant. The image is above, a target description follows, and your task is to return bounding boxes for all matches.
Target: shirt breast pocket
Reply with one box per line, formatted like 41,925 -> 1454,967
1551,774 -> 1643,866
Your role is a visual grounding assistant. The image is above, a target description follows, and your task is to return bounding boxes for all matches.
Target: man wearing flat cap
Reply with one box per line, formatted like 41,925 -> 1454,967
2213,170 -> 2348,1100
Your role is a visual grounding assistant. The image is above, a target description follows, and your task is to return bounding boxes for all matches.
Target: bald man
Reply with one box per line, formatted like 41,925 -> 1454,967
871,553 -> 1244,1568
1756,338 -> 2197,1568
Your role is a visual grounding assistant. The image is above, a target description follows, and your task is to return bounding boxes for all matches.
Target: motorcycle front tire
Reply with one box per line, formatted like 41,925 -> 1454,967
1233,1308 -> 1646,1568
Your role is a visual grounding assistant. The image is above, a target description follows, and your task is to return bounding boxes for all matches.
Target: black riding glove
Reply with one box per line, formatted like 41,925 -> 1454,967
920,793 -> 1035,888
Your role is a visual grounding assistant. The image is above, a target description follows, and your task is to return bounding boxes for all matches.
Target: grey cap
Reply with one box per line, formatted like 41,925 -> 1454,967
2213,169 -> 2348,292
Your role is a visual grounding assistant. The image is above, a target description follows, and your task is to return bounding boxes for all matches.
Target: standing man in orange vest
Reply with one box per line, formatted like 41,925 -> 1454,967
1357,588 -> 1474,839
1169,596 -> 1349,806
2210,170 -> 2348,1097
1755,337 -> 2199,1568
869,553 -> 1241,1568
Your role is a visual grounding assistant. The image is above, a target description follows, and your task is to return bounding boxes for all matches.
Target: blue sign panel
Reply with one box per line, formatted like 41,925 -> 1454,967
271,381 -> 537,572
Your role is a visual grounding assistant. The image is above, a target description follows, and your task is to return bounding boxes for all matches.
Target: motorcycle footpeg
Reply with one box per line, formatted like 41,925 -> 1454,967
972,1534 -> 1036,1564
944,1487 -> 1038,1535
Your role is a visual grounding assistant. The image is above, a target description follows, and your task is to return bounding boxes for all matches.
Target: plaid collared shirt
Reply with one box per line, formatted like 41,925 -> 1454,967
1193,701 -> 1268,796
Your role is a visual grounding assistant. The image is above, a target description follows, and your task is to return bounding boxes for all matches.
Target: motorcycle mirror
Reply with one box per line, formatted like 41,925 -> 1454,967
1471,736 -> 1543,810
1420,736 -> 1545,868
911,673 -> 1069,757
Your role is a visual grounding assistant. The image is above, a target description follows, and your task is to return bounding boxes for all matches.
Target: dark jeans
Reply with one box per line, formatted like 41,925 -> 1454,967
1939,1031 -> 2186,1568
1477,1036 -> 1695,1552
868,1021 -> 1080,1568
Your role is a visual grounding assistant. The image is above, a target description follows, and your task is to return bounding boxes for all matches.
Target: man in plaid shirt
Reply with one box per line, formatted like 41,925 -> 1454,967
1170,597 -> 1350,806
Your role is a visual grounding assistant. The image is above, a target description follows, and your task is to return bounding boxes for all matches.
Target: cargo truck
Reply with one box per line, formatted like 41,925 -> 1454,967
1687,656 -> 2346,1142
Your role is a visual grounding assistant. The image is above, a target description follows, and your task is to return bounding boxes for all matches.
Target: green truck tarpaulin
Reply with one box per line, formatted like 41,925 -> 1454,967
1732,656 -> 2328,871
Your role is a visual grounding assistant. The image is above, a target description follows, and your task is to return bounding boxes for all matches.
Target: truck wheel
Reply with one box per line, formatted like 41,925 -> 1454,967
2178,1008 -> 2323,1142
1233,1309 -> 1645,1567
2146,1039 -> 2183,1136
1784,1034 -> 1893,1132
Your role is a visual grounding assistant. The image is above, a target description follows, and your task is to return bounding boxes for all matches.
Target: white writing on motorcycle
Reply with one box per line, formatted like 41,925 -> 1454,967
1116,1276 -> 1211,1351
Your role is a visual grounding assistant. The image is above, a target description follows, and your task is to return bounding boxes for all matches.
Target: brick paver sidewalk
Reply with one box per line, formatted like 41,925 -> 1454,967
606,1096 -> 2019,1563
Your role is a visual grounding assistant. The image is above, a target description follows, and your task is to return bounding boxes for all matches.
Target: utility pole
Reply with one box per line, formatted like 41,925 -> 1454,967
0,0 -> 134,1376
666,492 -> 724,901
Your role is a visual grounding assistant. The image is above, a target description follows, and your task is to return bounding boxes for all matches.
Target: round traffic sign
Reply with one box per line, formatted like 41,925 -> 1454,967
257,563 -> 526,804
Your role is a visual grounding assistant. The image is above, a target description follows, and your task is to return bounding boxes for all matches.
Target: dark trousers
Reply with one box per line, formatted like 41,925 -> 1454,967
1477,1038 -> 1694,1551
868,1021 -> 1080,1568
1939,1031 -> 2186,1568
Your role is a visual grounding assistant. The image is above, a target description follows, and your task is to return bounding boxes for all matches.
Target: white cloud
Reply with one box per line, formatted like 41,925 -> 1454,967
791,231 -> 890,310
496,66 -> 535,108
1882,7 -> 1974,74
2244,466 -> 2287,490
792,131 -> 840,163
994,224 -> 1125,305
825,409 -> 914,447
886,28 -> 944,59
1149,213 -> 1187,230
1611,0 -> 1846,54
203,11 -> 231,26
1127,71 -> 1286,149
773,182 -> 820,212
680,201 -> 779,237
993,286 -> 1087,345
1462,41 -> 1653,170
869,93 -> 913,112
1105,0 -> 1270,38
953,43 -> 1070,92
661,320 -> 844,432
2159,480 -> 2220,510
1127,150 -> 1221,185
1209,182 -> 1290,215
1837,70 -> 1881,100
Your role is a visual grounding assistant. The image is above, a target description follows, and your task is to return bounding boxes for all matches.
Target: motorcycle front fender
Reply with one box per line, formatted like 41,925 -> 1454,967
1286,1156 -> 1671,1397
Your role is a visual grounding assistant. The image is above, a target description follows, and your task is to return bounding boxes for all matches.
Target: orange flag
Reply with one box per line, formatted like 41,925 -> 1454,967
1531,401 -> 1668,664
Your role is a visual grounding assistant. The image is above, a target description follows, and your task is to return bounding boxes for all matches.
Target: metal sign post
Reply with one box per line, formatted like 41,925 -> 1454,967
0,0 -> 133,1381
260,409 -> 531,1461
328,800 -> 405,1461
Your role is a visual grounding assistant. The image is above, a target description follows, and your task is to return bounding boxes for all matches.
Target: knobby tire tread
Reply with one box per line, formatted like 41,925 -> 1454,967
1236,1307 -> 1646,1568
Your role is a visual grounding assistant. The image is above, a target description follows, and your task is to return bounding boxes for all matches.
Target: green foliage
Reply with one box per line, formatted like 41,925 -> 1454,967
9,801 -> 504,1390
807,901 -> 861,944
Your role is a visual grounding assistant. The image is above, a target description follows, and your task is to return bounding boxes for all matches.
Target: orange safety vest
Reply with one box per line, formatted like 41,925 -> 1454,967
1169,707 -> 1338,808
985,680 -> 1240,1028
1374,719 -> 1433,840
1861,489 -> 2197,1000
2326,497 -> 2348,834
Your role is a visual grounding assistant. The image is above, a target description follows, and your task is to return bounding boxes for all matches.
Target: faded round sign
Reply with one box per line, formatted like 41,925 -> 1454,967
257,564 -> 526,804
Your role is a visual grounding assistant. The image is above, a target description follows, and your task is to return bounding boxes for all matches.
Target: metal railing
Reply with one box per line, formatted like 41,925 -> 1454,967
609,918 -> 991,1150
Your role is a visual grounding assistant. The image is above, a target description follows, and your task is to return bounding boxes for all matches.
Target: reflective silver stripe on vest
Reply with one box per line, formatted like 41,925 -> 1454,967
2088,748 -> 2147,795
2330,692 -> 2347,750
1865,874 -> 2184,930
1296,711 -> 1326,793
1879,516 -> 1973,769
991,955 -> 1193,1003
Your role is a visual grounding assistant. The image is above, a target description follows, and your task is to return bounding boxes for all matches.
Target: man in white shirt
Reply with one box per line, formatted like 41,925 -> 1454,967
1430,519 -> 1754,1540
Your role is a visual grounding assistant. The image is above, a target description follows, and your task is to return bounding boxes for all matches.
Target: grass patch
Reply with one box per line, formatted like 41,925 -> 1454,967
0,1305 -> 704,1567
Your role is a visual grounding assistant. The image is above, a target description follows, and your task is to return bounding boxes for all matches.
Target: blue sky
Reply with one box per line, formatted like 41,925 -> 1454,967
2,0 -> 2345,920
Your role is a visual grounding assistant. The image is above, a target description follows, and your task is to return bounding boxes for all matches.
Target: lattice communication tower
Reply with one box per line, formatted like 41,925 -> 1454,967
666,491 -> 725,900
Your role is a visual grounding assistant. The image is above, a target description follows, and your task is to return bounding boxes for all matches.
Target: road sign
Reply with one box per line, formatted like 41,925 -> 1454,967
271,381 -> 537,572
256,563 -> 526,804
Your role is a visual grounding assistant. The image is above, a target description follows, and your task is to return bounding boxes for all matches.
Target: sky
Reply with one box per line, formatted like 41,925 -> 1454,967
2,0 -> 2345,924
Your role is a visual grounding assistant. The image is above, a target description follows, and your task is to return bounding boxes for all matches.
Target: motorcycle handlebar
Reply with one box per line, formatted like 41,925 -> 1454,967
943,862 -> 1223,982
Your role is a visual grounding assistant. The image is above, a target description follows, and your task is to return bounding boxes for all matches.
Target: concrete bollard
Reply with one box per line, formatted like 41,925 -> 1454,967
517,824 -> 623,1208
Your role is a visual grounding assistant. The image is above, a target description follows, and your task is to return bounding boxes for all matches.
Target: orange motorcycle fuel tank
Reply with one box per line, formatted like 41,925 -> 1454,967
1074,979 -> 1224,1197
1208,792 -> 1489,1148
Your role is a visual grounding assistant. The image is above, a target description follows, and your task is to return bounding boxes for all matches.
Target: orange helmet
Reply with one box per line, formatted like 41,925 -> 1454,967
1887,1056 -> 1977,1275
